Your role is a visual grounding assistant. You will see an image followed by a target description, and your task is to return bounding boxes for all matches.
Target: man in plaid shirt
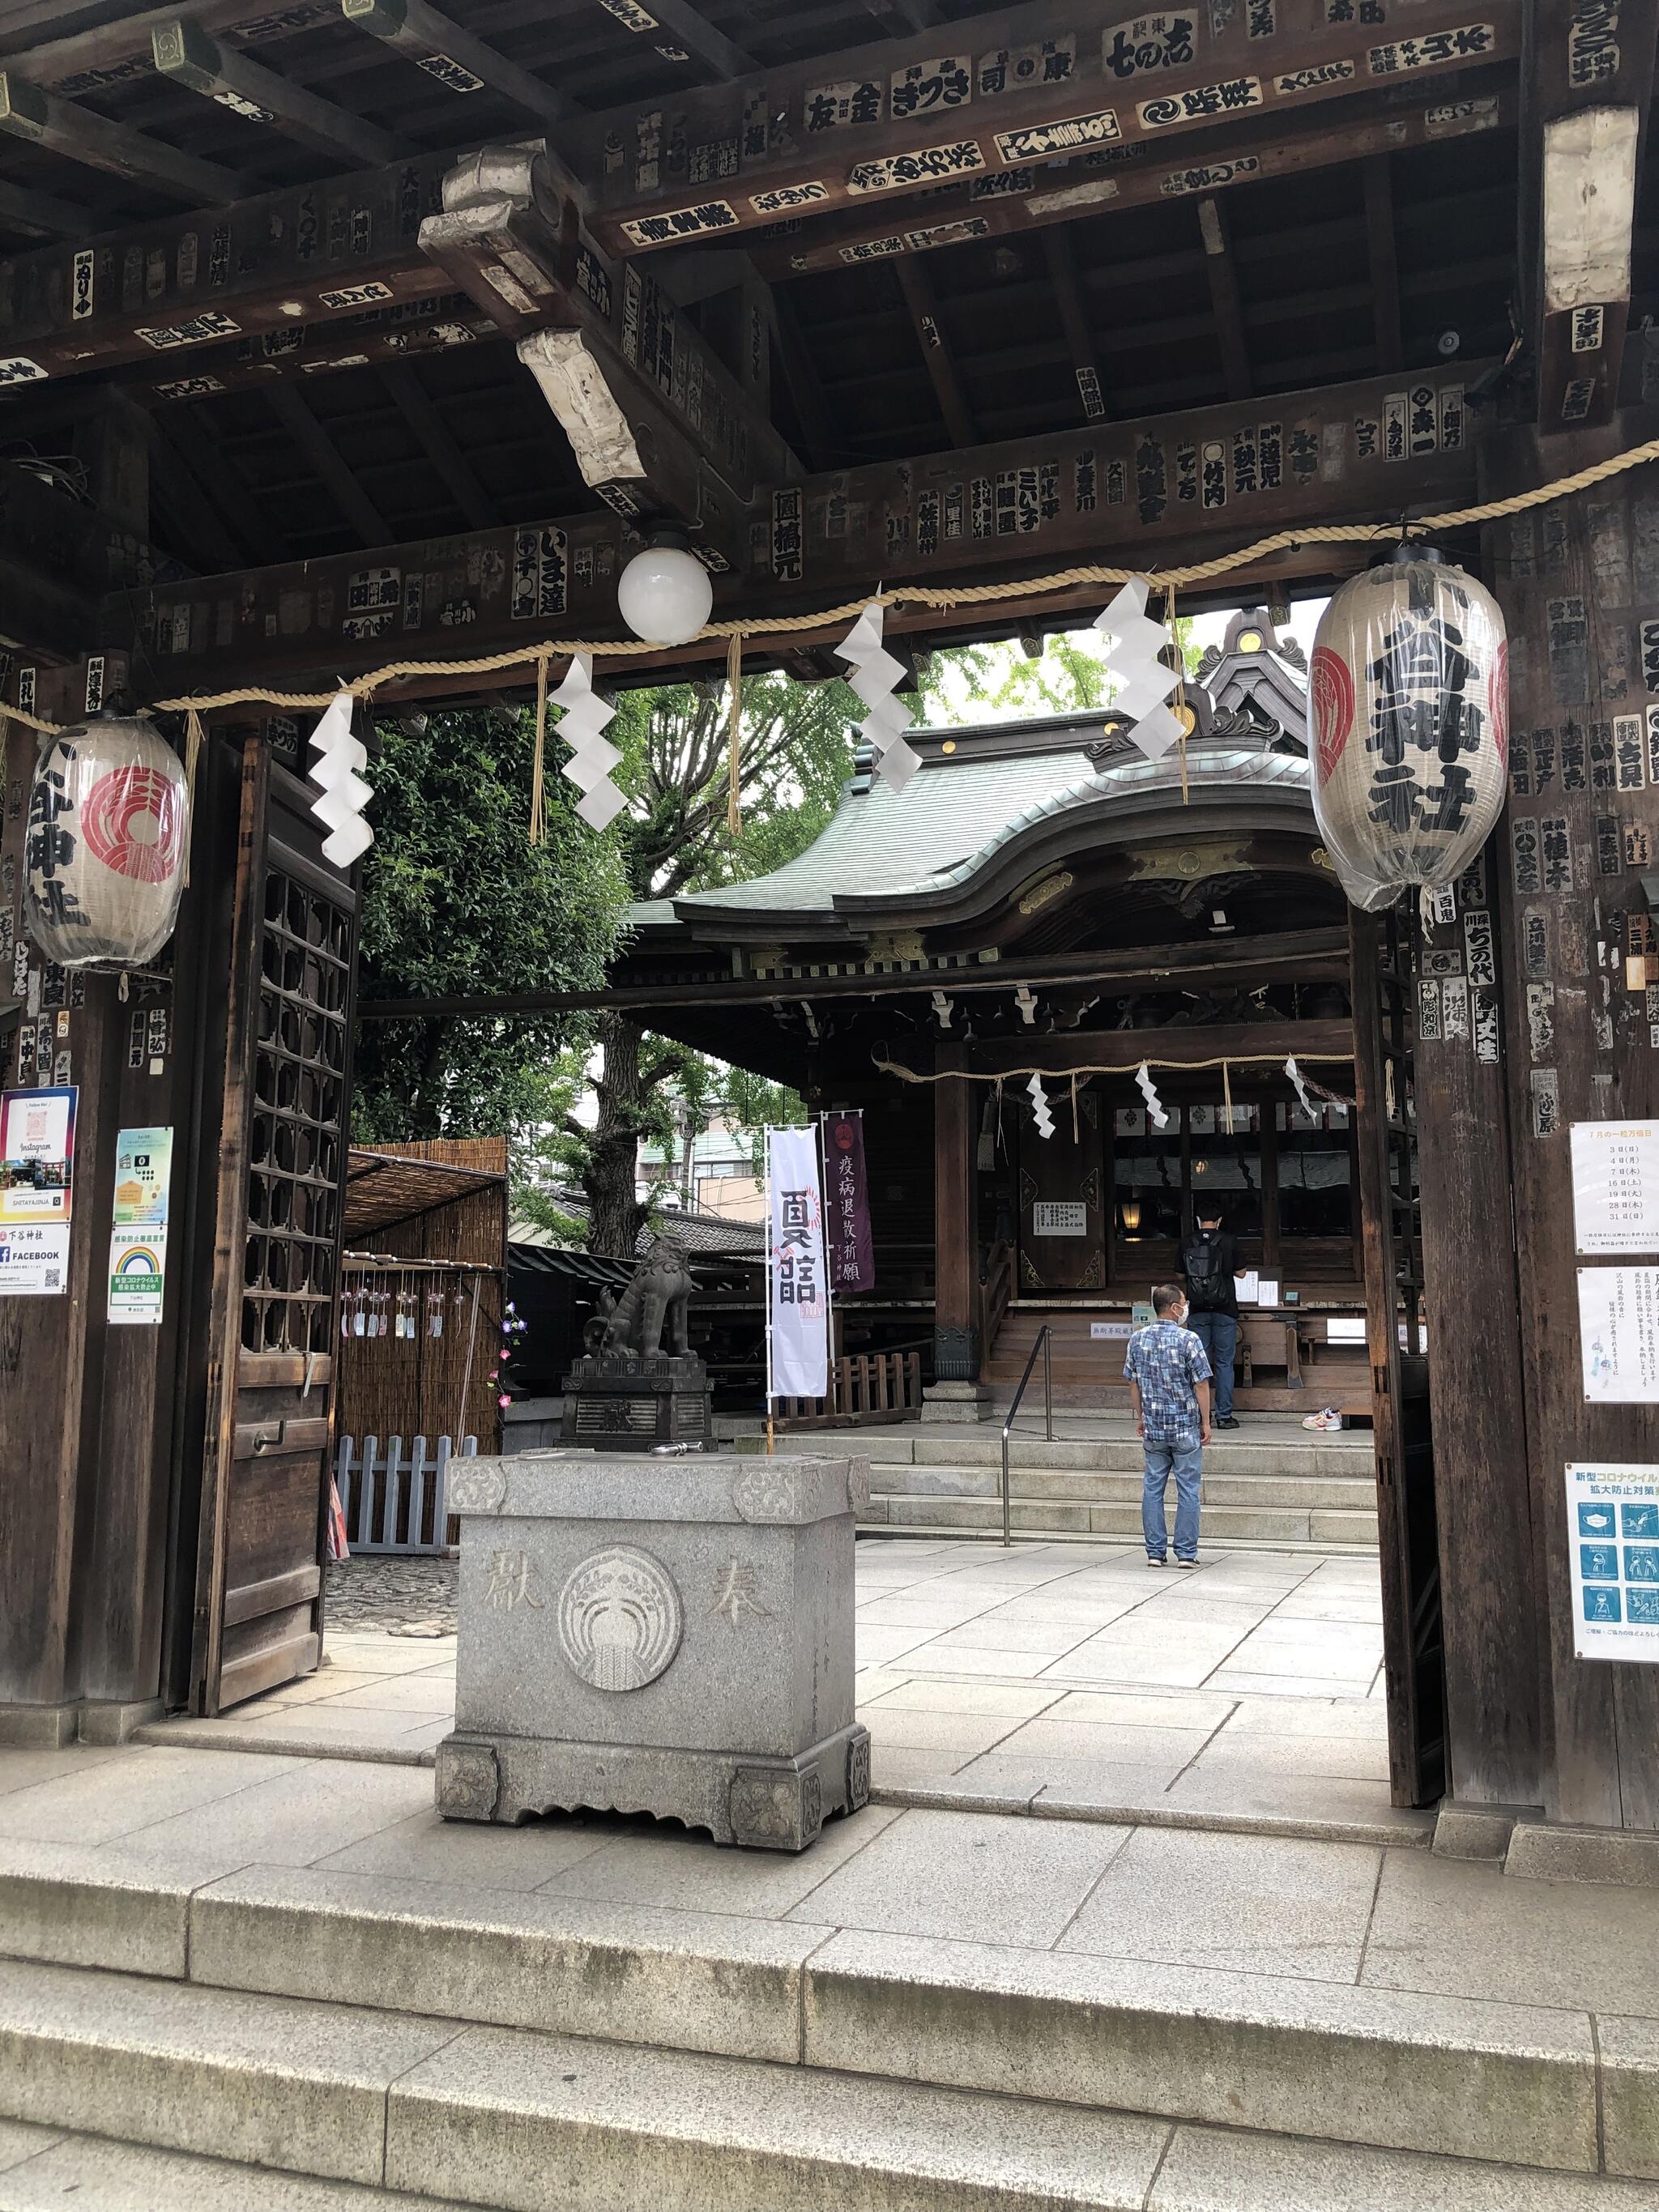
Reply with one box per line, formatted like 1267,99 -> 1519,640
1123,1281 -> 1213,1567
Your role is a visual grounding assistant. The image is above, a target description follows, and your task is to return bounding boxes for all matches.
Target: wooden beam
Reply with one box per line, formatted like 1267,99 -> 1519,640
151,18 -> 398,168
147,405 -> 264,566
417,143 -> 798,555
0,150 -> 460,382
634,0 -> 756,78
360,929 -> 1354,1018
339,0 -> 567,127
263,381 -> 391,546
770,284 -> 838,470
895,255 -> 977,447
859,0 -> 942,33
379,360 -> 497,527
1198,197 -> 1252,402
1043,226 -> 1107,423
1523,0 -> 1658,430
132,296 -> 497,402
2,1 -> 331,95
1363,153 -> 1404,373
0,70 -> 241,206
746,75 -> 1518,280
108,363 -> 1483,700
569,0 -> 1521,257
0,176 -> 90,240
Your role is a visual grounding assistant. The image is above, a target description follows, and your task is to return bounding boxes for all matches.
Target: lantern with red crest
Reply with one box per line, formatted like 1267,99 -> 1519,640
24,710 -> 190,966
1307,546 -> 1508,911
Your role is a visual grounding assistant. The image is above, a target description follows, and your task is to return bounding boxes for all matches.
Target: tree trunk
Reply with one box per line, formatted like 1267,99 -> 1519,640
587,1010 -> 649,1257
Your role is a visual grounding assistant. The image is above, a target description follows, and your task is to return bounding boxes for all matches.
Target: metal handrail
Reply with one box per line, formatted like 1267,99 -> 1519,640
1000,1324 -> 1053,1547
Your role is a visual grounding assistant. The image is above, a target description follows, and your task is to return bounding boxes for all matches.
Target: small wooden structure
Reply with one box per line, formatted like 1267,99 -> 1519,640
0,0 -> 1649,1848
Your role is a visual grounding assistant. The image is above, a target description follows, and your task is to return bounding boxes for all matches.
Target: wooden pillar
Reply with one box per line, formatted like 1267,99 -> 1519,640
1414,857 -> 1545,1808
932,1042 -> 979,1379
1259,1110 -> 1281,1276
1479,416 -> 1659,1830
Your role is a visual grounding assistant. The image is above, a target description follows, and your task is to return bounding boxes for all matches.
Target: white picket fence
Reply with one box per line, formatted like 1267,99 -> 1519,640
336,1433 -> 477,1554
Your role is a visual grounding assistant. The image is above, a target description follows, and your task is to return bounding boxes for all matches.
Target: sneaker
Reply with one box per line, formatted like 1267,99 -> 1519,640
1302,1406 -> 1343,1430
1175,1557 -> 1198,1570
1146,1554 -> 1166,1567
1216,1416 -> 1240,1430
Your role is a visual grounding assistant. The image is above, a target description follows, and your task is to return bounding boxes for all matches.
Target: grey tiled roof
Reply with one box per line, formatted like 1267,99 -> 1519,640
629,744 -> 1311,931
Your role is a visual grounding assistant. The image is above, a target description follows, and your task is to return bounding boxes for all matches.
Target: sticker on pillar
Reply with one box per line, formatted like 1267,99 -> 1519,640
1567,1464 -> 1659,1661
108,1124 -> 171,1324
0,1084 -> 75,1296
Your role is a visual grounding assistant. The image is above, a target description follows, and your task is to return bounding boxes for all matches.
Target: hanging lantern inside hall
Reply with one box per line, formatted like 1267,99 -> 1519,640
24,711 -> 190,966
1307,547 -> 1508,911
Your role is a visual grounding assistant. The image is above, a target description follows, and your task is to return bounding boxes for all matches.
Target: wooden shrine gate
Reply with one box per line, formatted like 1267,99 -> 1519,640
189,737 -> 360,1715
1351,906 -> 1445,1808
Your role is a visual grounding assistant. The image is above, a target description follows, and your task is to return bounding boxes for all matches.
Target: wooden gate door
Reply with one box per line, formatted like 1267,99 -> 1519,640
1017,1078 -> 1104,1291
190,738 -> 359,1713
1350,905 -> 1446,1806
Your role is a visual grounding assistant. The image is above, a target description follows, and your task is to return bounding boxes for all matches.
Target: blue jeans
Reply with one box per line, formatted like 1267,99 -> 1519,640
1188,1310 -> 1238,1420
1143,1435 -> 1203,1562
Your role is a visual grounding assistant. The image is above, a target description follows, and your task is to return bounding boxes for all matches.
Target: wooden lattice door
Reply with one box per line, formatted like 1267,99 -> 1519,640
1351,904 -> 1446,1806
190,738 -> 358,1713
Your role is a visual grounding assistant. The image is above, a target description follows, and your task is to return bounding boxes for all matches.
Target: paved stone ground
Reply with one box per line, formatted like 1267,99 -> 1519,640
194,1538 -> 1401,1840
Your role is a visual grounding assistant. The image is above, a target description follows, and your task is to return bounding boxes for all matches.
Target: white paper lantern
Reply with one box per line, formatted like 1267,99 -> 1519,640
1308,548 -> 1508,911
24,713 -> 189,966
616,534 -> 713,645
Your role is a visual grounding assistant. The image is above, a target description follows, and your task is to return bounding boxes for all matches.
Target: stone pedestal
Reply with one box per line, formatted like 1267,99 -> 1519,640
922,1379 -> 996,1423
436,1451 -> 871,1852
558,1351 -> 713,1451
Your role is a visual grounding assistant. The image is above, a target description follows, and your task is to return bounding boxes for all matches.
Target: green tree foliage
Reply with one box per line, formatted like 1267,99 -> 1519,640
916,620 -> 1200,722
352,706 -> 627,1143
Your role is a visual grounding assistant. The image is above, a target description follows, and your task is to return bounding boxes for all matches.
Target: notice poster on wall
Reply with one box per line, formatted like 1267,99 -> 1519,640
1577,1268 -> 1659,1402
108,1125 -> 173,1326
1571,1121 -> 1659,1254
1565,1464 -> 1659,1662
0,1085 -> 76,1296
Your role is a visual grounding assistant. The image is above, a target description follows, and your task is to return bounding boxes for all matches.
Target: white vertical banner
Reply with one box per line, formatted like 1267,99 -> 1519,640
766,1124 -> 830,1400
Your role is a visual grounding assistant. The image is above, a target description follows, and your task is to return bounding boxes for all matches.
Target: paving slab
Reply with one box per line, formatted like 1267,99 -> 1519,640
859,1680 -> 1065,1720
109,1758 -> 434,1869
313,1807 -> 623,1894
0,1748 -> 305,1848
990,1717 -> 1215,1768
1363,1848 -> 1659,2013
190,1862 -> 830,2064
0,2129 -> 481,2211
1150,2122 -> 1659,2210
0,2123 -> 58,2176
539,1805 -> 903,1920
1061,1827 -> 1382,1980
387,2016 -> 1170,2212
0,1839 -> 232,1978
0,1958 -> 456,2186
0,1751 -> 125,1800
1599,2014 -> 1659,2180
783,1805 -> 1130,1946
802,1929 -> 1600,2172
1190,1732 -> 1391,1782
859,1707 -> 1028,1756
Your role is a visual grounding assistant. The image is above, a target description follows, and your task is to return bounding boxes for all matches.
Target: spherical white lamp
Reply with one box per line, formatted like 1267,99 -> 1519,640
616,531 -> 713,646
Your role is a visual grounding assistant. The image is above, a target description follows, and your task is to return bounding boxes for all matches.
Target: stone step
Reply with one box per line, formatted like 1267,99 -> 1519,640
741,1432 -> 1372,1477
872,1463 -> 1377,1511
868,1493 -> 1380,1545
0,1856 -> 1646,2185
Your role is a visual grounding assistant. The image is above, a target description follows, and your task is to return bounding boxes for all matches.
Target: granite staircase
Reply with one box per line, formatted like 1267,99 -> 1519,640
0,1831 -> 1653,2210
747,1425 -> 1381,1550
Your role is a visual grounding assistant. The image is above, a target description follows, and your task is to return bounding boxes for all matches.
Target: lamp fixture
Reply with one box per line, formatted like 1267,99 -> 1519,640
616,529 -> 714,646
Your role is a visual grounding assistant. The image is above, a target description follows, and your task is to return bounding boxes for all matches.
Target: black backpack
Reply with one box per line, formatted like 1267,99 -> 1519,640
1183,1235 -> 1227,1304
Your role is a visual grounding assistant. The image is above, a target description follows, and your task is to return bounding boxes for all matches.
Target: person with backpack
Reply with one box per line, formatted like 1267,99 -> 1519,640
1183,1204 -> 1241,1430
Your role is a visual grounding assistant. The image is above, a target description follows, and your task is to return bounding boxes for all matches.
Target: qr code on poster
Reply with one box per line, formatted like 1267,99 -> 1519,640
45,1269 -> 59,1289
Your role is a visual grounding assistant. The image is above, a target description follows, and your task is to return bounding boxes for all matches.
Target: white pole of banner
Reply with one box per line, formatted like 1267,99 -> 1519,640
817,1112 -> 838,1418
763,1124 -> 776,1457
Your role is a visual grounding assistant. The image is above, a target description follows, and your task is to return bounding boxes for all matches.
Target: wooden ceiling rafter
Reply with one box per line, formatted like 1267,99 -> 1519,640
264,377 -> 394,545
1362,152 -> 1403,373
0,67 -> 243,203
895,254 -> 978,448
379,357 -> 498,526
149,16 -> 399,168
339,0 -> 570,127
1197,196 -> 1252,402
1042,225 -> 1108,426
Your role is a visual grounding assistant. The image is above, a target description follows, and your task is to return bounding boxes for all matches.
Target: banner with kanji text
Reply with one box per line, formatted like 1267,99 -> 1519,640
766,1125 -> 829,1400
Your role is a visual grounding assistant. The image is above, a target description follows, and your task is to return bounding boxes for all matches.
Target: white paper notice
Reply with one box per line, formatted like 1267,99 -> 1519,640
1577,1268 -> 1659,1402
1571,1121 -> 1659,1254
1090,1319 -> 1132,1340
1256,1276 -> 1281,1306
1327,1315 -> 1367,1344
1233,1270 -> 1260,1304
1565,1463 -> 1659,1662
